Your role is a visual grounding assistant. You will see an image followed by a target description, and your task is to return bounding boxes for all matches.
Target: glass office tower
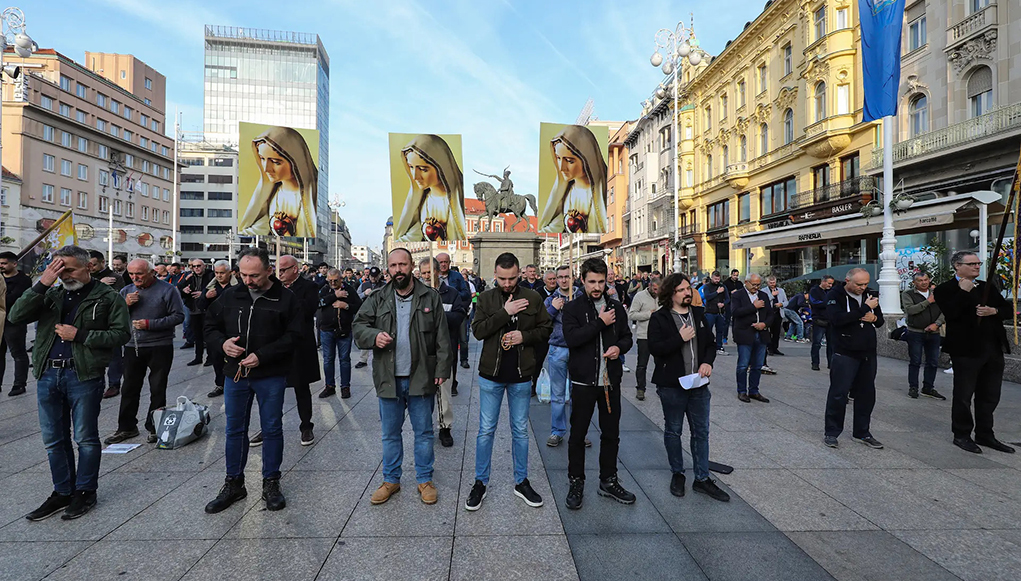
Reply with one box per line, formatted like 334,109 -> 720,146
203,25 -> 330,258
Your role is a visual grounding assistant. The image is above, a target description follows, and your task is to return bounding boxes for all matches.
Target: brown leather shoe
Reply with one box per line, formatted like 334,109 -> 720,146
102,386 -> 120,399
418,481 -> 438,505
738,393 -> 751,403
749,393 -> 770,403
370,482 -> 400,505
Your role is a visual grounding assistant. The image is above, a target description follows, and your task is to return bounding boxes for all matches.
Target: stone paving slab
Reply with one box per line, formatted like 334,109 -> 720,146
784,531 -> 960,581
568,533 -> 708,581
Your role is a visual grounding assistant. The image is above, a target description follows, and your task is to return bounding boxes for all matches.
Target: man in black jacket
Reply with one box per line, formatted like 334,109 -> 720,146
701,271 -> 729,354
823,268 -> 884,450
721,269 -> 742,342
809,275 -> 835,370
934,251 -> 1015,454
203,248 -> 303,514
419,258 -> 466,448
0,252 -> 32,396
178,259 -> 214,366
198,260 -> 236,398
730,273 -> 774,403
647,274 -> 729,502
562,257 -> 635,510
89,250 -> 127,398
318,268 -> 362,401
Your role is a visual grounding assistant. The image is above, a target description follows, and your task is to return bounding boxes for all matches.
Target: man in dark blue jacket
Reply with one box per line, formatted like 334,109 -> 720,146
420,258 -> 466,448
809,275 -> 835,370
436,253 -> 471,368
823,268 -> 884,450
700,271 -> 729,355
730,274 -> 774,403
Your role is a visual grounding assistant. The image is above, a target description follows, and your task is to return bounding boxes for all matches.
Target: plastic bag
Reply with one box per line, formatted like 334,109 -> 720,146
537,366 -> 551,404
151,396 -> 210,450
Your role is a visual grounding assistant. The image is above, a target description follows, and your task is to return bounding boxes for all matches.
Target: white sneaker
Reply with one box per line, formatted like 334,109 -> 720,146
622,365 -> 632,372
944,367 -> 954,375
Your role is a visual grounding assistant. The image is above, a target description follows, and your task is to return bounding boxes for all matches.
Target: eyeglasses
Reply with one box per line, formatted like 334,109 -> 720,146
327,279 -> 342,285
190,264 -> 203,269
960,262 -> 982,267
278,264 -> 297,273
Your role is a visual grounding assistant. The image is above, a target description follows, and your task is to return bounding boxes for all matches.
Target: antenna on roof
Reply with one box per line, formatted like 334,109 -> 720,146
575,98 -> 594,126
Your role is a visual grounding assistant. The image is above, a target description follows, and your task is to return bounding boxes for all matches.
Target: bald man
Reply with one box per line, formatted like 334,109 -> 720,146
105,260 -> 186,445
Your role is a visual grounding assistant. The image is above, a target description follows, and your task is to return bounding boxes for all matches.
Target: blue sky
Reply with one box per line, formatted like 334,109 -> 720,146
35,0 -> 767,248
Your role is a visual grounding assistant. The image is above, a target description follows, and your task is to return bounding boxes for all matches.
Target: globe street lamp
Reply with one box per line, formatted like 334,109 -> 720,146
651,18 -> 702,274
0,7 -> 36,195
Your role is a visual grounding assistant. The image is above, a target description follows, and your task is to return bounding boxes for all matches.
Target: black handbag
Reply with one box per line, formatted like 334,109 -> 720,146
889,326 -> 907,341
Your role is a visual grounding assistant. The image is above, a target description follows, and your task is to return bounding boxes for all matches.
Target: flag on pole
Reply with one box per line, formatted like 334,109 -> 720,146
859,0 -> 906,122
16,210 -> 78,279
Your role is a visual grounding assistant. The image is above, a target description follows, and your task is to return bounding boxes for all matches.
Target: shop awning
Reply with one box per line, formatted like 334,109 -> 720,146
732,191 -> 1001,250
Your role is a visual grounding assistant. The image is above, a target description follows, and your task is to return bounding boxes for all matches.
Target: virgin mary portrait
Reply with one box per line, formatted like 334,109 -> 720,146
239,126 -> 317,237
394,134 -> 467,242
538,125 -> 608,234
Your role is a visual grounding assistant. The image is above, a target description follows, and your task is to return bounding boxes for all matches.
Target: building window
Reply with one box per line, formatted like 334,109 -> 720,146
61,132 -> 72,148
209,209 -> 233,218
208,191 -> 233,201
1,187 -> 6,206
841,154 -> 860,180
837,84 -> 850,115
110,125 -> 119,138
814,6 -> 827,40
123,130 -> 133,143
140,137 -> 148,148
42,125 -> 54,141
123,107 -> 132,121
139,182 -> 148,197
163,189 -> 170,201
142,160 -> 150,173
815,82 -> 827,122
759,123 -> 769,156
99,196 -> 108,212
971,0 -> 990,13
738,193 -> 750,224
99,170 -> 109,186
706,154 -> 714,179
124,154 -> 134,168
75,110 -> 87,124
909,95 -> 929,136
161,146 -> 168,156
111,101 -> 120,114
75,84 -> 87,99
152,120 -> 160,133
739,135 -> 747,162
96,119 -> 107,132
60,188 -> 71,206
97,93 -> 107,108
685,168 -> 694,187
61,159 -> 72,176
145,77 -> 153,90
59,75 -> 72,91
113,200 -> 122,215
684,124 -> 693,140
41,95 -> 54,110
967,66 -> 993,117
760,176 -> 798,216
813,164 -> 831,190
181,191 -> 204,201
705,106 -> 712,131
43,184 -> 55,202
783,44 -> 792,76
163,210 -> 170,224
145,98 -> 151,106
720,94 -> 728,119
908,16 -> 926,51
78,164 -> 88,181
836,8 -> 849,30
140,114 -> 149,127
78,192 -> 88,209
707,200 -> 730,230
758,64 -> 767,93
59,104 -> 72,117
180,208 -> 204,217
181,174 -> 205,183
127,202 -> 135,218
142,206 -> 149,221
181,225 -> 204,234
209,174 -> 233,184
77,137 -> 88,153
738,80 -> 746,107
98,145 -> 109,159
43,154 -> 55,172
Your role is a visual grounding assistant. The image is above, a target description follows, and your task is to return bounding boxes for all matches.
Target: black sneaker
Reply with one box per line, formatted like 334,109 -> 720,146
263,478 -> 286,511
692,478 -> 730,502
451,383 -> 459,396
438,428 -> 454,448
147,432 -> 157,444
636,389 -> 645,401
823,435 -> 839,448
205,476 -> 247,514
8,386 -> 26,397
250,431 -> 263,446
670,473 -> 686,497
811,364 -> 821,371
340,386 -> 351,399
61,490 -> 97,520
181,342 -> 194,350
465,480 -> 486,511
920,388 -> 946,401
355,362 -> 368,369
565,477 -> 584,510
908,386 -> 919,399
460,361 -> 470,369
104,429 -> 139,445
186,359 -> 202,366
597,476 -> 636,505
853,436 -> 884,449
300,429 -> 314,446
514,479 -> 543,508
319,386 -> 336,399
207,386 -> 224,398
25,491 -> 73,521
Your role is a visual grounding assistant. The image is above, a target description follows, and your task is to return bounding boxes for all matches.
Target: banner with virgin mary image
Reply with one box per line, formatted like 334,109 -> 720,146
389,133 -> 467,243
237,122 -> 320,238
537,123 -> 609,234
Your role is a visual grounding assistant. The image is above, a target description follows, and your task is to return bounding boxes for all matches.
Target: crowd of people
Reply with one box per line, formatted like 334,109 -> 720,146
0,245 -> 1013,522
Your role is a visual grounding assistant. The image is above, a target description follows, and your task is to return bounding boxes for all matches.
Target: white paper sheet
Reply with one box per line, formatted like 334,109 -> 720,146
102,443 -> 142,454
679,373 -> 710,390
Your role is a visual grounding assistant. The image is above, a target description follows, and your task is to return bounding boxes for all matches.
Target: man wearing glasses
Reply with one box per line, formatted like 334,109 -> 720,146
730,273 -> 773,404
177,260 -> 214,366
318,268 -> 362,400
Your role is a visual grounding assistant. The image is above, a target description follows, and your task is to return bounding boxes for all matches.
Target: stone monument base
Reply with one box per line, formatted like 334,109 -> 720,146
471,231 -> 542,276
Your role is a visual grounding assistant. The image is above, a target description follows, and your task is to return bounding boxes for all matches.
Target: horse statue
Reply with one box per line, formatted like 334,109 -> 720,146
472,168 -> 538,232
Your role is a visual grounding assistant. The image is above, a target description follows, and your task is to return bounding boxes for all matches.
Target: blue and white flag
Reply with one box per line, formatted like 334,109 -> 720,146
859,0 -> 906,122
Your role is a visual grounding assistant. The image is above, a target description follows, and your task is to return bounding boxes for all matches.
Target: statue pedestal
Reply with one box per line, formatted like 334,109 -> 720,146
471,231 -> 543,275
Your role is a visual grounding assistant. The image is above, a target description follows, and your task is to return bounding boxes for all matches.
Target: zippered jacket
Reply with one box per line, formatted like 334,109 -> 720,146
472,285 -> 552,380
204,279 -> 303,380
562,294 -> 633,387
9,281 -> 131,381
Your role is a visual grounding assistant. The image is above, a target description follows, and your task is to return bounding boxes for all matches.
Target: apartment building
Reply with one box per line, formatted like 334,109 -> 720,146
602,122 -> 631,275
177,137 -> 238,262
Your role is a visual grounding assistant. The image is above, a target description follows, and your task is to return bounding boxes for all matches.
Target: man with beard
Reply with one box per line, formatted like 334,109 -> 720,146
111,255 -> 132,288
11,246 -> 130,521
465,253 -> 551,510
204,248 -> 303,514
104,260 -> 185,445
318,268 -> 362,400
354,267 -> 386,369
562,258 -> 635,510
0,252 -> 32,396
89,250 -> 126,398
810,275 -> 836,371
178,259 -> 214,366
721,269 -> 742,344
199,260 -> 237,398
354,248 -> 451,506
700,271 -> 729,355
419,258 -> 466,447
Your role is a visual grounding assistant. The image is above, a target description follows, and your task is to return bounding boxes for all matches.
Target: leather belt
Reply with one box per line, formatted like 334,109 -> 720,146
47,359 -> 75,369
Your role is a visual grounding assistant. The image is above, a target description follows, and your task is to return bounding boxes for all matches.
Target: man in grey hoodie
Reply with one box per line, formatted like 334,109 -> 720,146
627,277 -> 660,401
105,260 -> 186,444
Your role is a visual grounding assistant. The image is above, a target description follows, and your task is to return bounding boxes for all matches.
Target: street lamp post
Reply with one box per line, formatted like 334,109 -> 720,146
0,8 -> 37,198
651,18 -> 702,274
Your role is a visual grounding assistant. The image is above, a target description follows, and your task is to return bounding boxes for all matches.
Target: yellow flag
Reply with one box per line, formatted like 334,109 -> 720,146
18,210 -> 78,279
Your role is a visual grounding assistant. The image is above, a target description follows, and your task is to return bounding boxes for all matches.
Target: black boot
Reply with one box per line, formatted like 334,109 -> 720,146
207,386 -> 224,398
319,386 -> 336,399
566,477 -> 584,510
205,476 -> 247,514
263,478 -> 286,511
61,490 -> 97,520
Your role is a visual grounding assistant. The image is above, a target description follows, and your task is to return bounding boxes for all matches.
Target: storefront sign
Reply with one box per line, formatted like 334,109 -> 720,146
706,231 -> 729,242
796,232 -> 824,242
790,200 -> 861,223
764,218 -> 793,229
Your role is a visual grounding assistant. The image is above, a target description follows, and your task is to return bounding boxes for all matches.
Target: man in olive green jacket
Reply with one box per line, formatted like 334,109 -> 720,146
353,248 -> 451,506
9,245 -> 130,521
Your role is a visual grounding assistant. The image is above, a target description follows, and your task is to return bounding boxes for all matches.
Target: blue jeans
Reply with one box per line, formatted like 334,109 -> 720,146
906,331 -> 941,390
811,323 -> 834,367
704,313 -> 726,350
320,330 -> 353,388
475,377 -> 531,485
183,309 -> 192,343
224,375 -> 286,479
378,377 -> 435,484
37,368 -> 103,494
736,335 -> 767,395
548,345 -> 571,437
658,386 -> 711,481
782,309 -> 804,339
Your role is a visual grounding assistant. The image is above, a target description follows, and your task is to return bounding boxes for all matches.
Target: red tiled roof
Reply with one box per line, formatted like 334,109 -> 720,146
2,167 -> 21,182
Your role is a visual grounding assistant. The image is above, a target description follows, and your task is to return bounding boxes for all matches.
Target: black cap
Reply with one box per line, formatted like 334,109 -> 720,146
369,267 -> 381,277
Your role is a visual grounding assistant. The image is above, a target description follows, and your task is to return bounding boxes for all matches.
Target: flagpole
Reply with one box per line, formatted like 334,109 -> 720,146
877,115 -> 901,316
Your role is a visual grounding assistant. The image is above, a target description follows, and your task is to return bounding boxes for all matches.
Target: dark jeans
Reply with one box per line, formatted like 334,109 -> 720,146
736,335 -> 767,395
224,375 -> 286,480
292,382 -> 314,432
190,312 -> 206,361
117,344 -> 174,433
37,367 -> 103,494
704,313 -> 726,350
0,322 -> 29,389
906,331 -> 941,390
568,383 -> 621,481
107,345 -> 123,389
824,353 -> 877,438
459,313 -> 470,364
768,310 -> 782,352
183,309 -> 192,342
658,385 -> 711,481
811,323 -> 834,367
449,331 -> 460,388
951,349 -> 1004,440
211,351 -> 225,388
320,330 -> 353,387
635,339 -> 651,390
723,305 -> 732,341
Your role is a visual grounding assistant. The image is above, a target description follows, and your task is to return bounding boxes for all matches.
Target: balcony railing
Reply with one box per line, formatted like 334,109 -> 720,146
870,103 -> 1021,170
948,2 -> 996,44
680,223 -> 698,237
788,176 -> 877,211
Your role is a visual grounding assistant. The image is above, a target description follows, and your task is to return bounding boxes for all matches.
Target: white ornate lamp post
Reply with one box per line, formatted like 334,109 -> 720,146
651,19 -> 702,274
0,7 -> 36,194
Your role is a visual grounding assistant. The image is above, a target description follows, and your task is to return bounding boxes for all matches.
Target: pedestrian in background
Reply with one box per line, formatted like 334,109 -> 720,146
318,268 -> 362,400
419,258 -> 465,448
731,273 -> 774,403
198,260 -> 237,398
900,272 -> 945,400
0,251 -> 31,397
809,275 -> 835,371
627,276 -> 660,401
